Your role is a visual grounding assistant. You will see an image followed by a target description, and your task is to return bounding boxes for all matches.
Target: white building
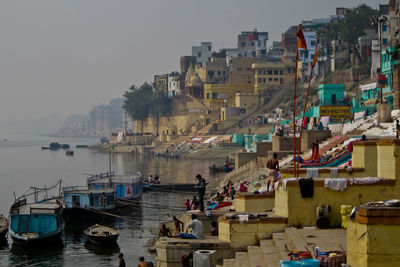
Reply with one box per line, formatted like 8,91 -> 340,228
168,73 -> 181,97
192,42 -> 213,64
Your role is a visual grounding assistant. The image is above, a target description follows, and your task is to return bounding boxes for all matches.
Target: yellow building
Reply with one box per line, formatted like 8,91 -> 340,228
203,83 -> 254,110
252,61 -> 295,93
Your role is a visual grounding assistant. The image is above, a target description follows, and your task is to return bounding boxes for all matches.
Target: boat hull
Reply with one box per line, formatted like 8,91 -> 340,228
86,234 -> 119,246
0,228 -> 8,242
63,207 -> 113,223
10,229 -> 64,247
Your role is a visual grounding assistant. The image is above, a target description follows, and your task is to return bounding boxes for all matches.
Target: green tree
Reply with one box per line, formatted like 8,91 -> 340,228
317,4 -> 378,62
151,89 -> 172,136
123,83 -> 153,133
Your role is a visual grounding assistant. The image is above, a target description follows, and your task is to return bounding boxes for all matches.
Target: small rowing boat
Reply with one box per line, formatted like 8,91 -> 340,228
84,224 -> 119,246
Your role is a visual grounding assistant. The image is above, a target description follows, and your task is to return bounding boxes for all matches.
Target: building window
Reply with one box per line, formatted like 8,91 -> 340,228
258,70 -> 262,75
208,71 -> 215,78
287,68 -> 291,73
268,78 -> 273,81
382,25 -> 387,32
263,70 -> 266,75
280,70 -> 283,75
263,78 -> 266,83
274,70 -> 278,75
217,71 -> 221,76
198,52 -> 202,57
238,68 -> 242,71
241,42 -> 246,47
268,70 -> 273,75
274,78 -> 278,81
383,38 -> 388,45
206,93 -> 210,99
208,46 -> 211,51
258,78 -> 263,83
311,40 -> 316,46
223,71 -> 226,76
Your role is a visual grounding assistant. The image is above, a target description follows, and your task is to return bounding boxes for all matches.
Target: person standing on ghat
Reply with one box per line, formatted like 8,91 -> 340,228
194,174 -> 207,212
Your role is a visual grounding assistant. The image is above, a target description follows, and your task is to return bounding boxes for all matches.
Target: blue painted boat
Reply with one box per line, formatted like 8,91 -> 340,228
9,181 -> 65,247
87,172 -> 143,202
63,186 -> 116,221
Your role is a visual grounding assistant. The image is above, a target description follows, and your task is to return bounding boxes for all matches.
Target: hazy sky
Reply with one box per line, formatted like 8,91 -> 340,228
0,0 -> 380,123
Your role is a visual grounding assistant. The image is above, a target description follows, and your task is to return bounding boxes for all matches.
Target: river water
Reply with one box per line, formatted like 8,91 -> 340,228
0,136 -> 223,266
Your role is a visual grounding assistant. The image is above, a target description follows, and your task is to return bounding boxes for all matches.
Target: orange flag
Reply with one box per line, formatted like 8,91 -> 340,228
296,24 -> 307,50
312,45 -> 318,67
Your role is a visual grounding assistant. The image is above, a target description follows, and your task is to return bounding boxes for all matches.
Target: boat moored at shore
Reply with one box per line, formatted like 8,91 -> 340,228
87,172 -> 143,202
84,224 -> 119,246
8,180 -> 65,247
63,186 -> 116,221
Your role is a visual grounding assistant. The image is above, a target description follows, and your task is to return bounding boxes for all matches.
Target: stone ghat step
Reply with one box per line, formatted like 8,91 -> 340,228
272,232 -> 292,260
235,252 -> 250,267
260,239 -> 281,267
223,258 -> 236,267
248,245 -> 267,267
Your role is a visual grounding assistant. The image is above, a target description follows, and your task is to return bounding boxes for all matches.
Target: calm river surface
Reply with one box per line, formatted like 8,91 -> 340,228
0,136 -> 223,266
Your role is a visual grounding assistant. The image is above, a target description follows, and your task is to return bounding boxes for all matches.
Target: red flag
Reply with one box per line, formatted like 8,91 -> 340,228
297,25 -> 307,50
312,45 -> 318,67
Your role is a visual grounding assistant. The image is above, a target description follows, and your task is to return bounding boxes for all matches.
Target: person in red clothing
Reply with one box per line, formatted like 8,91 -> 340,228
185,199 -> 190,211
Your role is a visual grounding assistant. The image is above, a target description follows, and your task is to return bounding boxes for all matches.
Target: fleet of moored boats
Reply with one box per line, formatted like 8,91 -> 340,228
0,142 -> 232,250
2,170 -> 144,248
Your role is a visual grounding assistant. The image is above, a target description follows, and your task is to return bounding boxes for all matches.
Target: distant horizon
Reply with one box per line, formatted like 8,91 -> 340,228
0,0 -> 380,125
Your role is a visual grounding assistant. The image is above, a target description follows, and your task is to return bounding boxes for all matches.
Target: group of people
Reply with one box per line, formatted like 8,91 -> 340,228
147,174 -> 160,184
117,253 -> 154,267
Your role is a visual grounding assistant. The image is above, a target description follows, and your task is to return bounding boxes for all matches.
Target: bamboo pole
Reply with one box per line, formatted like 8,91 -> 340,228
293,49 -> 299,177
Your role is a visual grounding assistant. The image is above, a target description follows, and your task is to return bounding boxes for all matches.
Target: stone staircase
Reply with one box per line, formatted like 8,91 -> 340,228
219,227 -> 346,267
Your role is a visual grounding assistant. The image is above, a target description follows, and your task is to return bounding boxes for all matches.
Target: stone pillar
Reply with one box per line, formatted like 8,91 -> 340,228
347,205 -> 400,266
352,141 -> 378,177
376,139 -> 400,179
377,103 -> 392,123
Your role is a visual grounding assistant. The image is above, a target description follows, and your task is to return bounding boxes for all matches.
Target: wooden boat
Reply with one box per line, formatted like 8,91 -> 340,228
84,224 -> 119,246
0,215 -> 8,242
142,182 -> 197,192
76,145 -> 88,148
87,171 -> 143,202
63,186 -> 116,221
49,142 -> 61,150
65,149 -> 74,156
61,144 -> 70,149
9,180 -> 65,247
41,146 -> 51,150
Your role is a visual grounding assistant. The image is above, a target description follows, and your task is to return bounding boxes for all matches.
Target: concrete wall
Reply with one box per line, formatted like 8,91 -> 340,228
219,217 -> 287,248
301,130 -> 331,152
235,193 -> 275,213
235,152 -> 257,168
274,179 -> 397,227
272,135 -> 300,152
254,142 -> 272,156
347,215 -> 400,266
275,139 -> 400,227
136,114 -> 201,136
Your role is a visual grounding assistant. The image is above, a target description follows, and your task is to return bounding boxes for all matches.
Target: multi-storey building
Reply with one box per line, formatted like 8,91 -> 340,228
237,29 -> 269,58
192,42 -> 213,64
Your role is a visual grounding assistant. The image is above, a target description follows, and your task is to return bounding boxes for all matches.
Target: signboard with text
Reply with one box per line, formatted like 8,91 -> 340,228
319,106 -> 351,122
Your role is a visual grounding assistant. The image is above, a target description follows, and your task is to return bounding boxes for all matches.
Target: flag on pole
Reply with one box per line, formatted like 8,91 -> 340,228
296,24 -> 307,50
312,45 -> 318,67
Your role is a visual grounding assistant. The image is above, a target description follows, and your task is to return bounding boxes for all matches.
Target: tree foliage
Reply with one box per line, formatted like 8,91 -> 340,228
317,4 -> 378,57
123,82 -> 173,133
